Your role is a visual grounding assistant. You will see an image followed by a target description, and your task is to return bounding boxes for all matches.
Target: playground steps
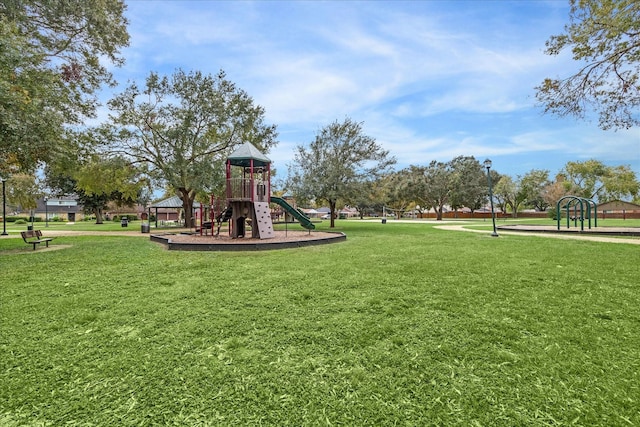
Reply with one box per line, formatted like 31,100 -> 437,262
253,202 -> 275,239
215,206 -> 233,236
218,206 -> 232,222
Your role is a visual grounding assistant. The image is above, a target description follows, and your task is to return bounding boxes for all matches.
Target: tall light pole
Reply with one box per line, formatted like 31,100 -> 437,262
1,177 -> 7,236
44,197 -> 49,227
483,159 -> 499,237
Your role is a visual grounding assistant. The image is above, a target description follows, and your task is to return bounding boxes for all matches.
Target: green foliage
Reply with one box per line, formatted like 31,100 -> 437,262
346,180 -> 382,218
448,156 -> 486,211
74,155 -> 147,223
521,169 -> 551,211
494,175 -> 527,218
288,117 -> 395,227
561,159 -> 639,201
4,173 -> 41,210
0,222 -> 639,425
74,156 -> 141,201
535,0 -> 640,129
381,169 -> 414,216
405,158 -> 485,220
45,150 -> 147,225
415,162 -> 447,219
0,19 -> 61,173
112,214 -> 137,221
106,69 -> 278,228
0,0 -> 129,172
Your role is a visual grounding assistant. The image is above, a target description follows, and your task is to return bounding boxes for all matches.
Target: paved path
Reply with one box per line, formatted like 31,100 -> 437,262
3,223 -> 638,245
434,224 -> 640,245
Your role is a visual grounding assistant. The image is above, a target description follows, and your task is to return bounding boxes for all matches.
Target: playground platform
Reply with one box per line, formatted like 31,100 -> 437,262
151,230 -> 346,251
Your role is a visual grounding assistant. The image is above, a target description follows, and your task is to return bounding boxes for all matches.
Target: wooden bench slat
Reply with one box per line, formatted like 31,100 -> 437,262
20,230 -> 54,250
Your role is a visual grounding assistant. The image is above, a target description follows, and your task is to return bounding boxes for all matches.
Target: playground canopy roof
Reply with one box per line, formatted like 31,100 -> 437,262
227,142 -> 271,168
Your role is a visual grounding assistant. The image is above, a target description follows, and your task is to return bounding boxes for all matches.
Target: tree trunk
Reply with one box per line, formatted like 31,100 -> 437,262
178,188 -> 196,228
95,207 -> 104,224
329,199 -> 337,228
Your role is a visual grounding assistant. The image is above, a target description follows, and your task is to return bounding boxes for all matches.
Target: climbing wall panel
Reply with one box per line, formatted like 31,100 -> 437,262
253,202 -> 275,239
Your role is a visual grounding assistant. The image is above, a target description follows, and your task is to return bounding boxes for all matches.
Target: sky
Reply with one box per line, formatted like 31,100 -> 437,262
99,0 -> 640,180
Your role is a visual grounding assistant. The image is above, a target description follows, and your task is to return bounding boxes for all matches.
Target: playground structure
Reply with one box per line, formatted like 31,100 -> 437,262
150,143 -> 347,251
495,195 -> 640,237
556,195 -> 597,231
196,142 -> 315,239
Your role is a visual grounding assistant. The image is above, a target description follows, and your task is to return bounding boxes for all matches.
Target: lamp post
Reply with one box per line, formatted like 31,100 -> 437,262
483,159 -> 499,237
44,197 -> 49,227
1,177 -> 7,236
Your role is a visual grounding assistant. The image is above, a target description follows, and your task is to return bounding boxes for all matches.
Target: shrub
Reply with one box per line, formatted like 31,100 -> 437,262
113,214 -> 137,221
6,216 -> 28,223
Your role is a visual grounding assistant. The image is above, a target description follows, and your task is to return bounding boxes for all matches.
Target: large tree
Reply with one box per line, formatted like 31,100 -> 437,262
448,156 -> 486,214
410,161 -> 452,221
542,174 -> 573,211
4,173 -> 41,215
106,69 -> 278,228
383,169 -> 414,219
494,175 -> 526,218
73,156 -> 147,224
288,117 -> 395,228
521,169 -> 552,211
46,146 -> 147,224
535,0 -> 639,130
349,180 -> 382,219
0,1 -> 129,173
560,159 -> 639,201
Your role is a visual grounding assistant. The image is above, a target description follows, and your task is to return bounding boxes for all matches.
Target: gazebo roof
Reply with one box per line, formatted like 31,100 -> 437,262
150,195 -> 200,208
227,142 -> 271,168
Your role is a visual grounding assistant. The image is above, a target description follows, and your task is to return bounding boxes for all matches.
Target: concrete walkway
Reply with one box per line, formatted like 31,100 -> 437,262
434,224 -> 640,245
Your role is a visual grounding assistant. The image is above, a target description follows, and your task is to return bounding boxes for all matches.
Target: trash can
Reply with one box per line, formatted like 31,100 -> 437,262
121,217 -> 128,227
141,223 -> 150,233
27,225 -> 34,231
381,218 -> 387,224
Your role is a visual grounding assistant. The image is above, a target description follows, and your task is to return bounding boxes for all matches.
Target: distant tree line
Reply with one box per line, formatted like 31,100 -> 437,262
287,128 -> 639,227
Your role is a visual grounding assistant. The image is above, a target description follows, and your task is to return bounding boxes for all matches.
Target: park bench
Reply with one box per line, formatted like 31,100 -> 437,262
20,230 -> 54,250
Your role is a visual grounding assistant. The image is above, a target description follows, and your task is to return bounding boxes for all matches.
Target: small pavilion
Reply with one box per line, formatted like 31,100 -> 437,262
148,195 -> 201,228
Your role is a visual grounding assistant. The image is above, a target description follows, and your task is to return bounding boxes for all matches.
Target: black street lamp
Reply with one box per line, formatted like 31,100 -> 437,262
0,177 -> 9,236
483,159 -> 499,237
44,197 -> 49,227
1,177 -> 7,236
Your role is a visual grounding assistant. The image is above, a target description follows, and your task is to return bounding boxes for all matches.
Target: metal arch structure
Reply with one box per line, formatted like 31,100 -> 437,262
556,196 -> 598,231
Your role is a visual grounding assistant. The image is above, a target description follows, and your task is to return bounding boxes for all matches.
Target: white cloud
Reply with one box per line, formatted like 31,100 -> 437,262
95,1 -> 638,180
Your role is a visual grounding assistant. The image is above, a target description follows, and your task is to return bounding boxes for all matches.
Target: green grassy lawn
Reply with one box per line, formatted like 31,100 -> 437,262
1,220 -> 639,426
